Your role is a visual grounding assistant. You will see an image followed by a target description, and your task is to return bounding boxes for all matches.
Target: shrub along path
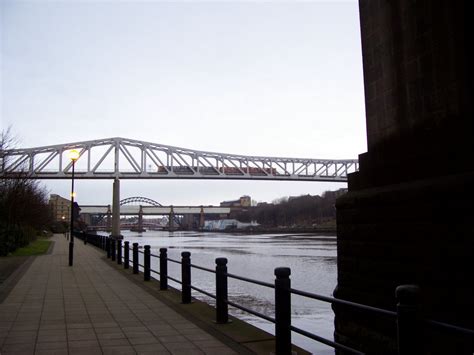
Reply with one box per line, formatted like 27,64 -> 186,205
0,234 -> 241,355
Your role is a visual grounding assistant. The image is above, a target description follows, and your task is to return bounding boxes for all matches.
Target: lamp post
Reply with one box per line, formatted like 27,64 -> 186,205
68,149 -> 79,266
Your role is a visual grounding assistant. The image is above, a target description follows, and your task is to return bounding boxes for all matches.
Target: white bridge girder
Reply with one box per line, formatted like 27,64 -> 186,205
0,137 -> 358,182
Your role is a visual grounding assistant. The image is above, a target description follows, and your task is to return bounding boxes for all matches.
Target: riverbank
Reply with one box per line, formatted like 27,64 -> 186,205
192,226 -> 337,235
222,226 -> 336,235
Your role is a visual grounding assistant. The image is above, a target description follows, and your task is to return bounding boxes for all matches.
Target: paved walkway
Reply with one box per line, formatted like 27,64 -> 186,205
0,235 -> 238,355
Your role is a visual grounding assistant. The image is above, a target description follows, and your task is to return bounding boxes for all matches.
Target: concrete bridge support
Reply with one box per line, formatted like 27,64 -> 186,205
169,205 -> 175,231
111,178 -> 122,239
199,206 -> 205,229
138,205 -> 143,232
335,2 -> 474,354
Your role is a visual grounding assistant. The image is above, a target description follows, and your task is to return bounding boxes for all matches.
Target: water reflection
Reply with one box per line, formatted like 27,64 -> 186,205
121,230 -> 336,354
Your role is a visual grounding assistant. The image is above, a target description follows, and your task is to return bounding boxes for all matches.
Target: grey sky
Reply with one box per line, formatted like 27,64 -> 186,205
1,0 -> 366,206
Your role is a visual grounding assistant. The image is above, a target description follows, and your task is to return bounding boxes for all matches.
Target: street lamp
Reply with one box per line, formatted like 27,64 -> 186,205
68,149 -> 79,266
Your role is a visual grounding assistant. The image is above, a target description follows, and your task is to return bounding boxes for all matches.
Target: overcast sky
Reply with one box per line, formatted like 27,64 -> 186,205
1,0 -> 366,206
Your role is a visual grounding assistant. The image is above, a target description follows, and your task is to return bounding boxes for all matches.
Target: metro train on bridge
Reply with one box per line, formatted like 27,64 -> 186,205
156,166 -> 278,175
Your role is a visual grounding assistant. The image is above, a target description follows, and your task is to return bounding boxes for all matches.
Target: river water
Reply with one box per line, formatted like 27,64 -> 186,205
119,230 -> 337,354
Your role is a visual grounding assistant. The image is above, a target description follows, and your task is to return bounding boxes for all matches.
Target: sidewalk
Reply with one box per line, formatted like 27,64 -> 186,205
0,234 -> 240,355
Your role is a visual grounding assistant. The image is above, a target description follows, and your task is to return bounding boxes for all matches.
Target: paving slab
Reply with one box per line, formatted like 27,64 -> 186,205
0,234 -> 241,354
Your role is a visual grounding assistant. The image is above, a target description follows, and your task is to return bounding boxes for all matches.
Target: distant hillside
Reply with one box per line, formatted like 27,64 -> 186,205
236,189 -> 347,228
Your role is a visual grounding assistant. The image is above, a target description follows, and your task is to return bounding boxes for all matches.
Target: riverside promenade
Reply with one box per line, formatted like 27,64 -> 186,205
0,234 -> 269,355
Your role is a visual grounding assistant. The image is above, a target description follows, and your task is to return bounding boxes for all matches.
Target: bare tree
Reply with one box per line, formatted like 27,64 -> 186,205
0,128 -> 52,255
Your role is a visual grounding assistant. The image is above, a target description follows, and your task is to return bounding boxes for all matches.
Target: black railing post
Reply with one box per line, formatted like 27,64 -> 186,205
396,285 -> 421,355
144,245 -> 151,281
132,243 -> 139,274
123,241 -> 129,269
181,252 -> 191,304
275,267 -> 291,355
111,238 -> 116,261
83,232 -> 87,245
215,257 -> 228,324
159,248 -> 168,290
106,237 -> 111,258
117,239 -> 122,265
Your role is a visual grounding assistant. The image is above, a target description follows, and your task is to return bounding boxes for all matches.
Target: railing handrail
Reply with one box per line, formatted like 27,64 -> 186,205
425,318 -> 474,336
290,287 -> 397,318
190,263 -> 215,274
152,248 -> 395,319
226,272 -> 275,289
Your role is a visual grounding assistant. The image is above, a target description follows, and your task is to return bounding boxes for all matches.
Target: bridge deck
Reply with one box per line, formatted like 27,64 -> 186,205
80,206 -> 231,215
0,235 -> 247,354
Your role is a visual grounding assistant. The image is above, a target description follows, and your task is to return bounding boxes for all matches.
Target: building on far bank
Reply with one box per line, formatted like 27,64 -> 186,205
220,195 -> 251,218
49,194 -> 70,222
220,195 -> 251,208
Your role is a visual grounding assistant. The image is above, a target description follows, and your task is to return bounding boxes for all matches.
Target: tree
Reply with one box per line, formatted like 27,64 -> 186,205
0,128 -> 53,255
236,189 -> 346,227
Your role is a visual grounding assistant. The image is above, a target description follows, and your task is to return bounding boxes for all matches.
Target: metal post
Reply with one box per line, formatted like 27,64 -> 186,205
106,205 -> 112,233
111,238 -> 116,261
124,241 -> 129,269
275,267 -> 291,355
216,257 -> 228,324
181,252 -> 191,304
132,243 -> 139,274
159,248 -> 168,290
106,237 -> 111,258
83,232 -> 87,245
396,285 -> 421,355
117,239 -> 122,265
68,159 -> 76,267
144,245 -> 151,281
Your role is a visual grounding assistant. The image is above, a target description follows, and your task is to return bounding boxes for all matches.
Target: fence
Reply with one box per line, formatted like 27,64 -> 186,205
76,232 -> 474,355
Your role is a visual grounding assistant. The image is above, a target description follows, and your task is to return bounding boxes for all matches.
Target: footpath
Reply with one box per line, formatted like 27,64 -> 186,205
0,234 -> 256,355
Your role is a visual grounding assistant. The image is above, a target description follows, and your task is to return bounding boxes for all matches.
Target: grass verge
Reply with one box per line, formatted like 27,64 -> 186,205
11,239 -> 52,256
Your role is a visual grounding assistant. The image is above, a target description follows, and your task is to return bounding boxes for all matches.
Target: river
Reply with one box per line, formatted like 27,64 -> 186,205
117,230 -> 337,354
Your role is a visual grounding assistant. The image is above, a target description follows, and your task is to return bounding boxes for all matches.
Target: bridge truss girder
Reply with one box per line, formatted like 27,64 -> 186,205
0,137 -> 358,182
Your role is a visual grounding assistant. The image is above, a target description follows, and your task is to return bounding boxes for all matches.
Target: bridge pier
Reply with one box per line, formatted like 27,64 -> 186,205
137,205 -> 144,232
199,206 -> 205,230
169,205 -> 175,231
111,178 -> 123,240
335,2 -> 474,354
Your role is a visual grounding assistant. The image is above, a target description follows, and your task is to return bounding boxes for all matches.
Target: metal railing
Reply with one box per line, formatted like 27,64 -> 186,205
76,232 -> 474,355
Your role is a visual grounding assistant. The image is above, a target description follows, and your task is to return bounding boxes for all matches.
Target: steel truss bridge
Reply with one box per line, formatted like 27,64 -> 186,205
0,137 -> 358,182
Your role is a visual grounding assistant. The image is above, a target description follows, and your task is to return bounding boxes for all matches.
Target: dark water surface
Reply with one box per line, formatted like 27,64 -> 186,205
121,230 -> 337,354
